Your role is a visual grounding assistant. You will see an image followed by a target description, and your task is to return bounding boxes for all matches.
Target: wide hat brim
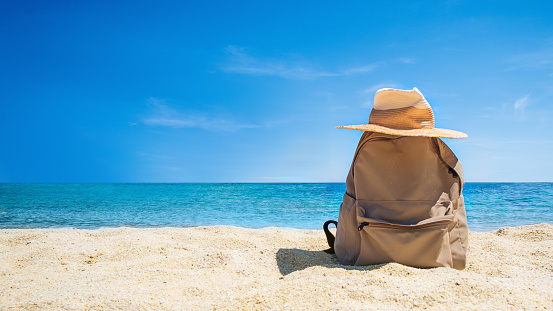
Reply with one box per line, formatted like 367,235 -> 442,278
337,124 -> 468,139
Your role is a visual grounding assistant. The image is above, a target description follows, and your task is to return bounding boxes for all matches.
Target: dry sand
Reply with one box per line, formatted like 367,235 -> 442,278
1,224 -> 552,310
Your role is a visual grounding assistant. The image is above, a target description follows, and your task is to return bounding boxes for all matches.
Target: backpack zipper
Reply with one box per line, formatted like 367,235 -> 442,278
358,218 -> 451,232
358,222 -> 370,231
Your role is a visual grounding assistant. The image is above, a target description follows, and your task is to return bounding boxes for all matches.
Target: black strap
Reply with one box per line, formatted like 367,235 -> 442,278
323,220 -> 338,254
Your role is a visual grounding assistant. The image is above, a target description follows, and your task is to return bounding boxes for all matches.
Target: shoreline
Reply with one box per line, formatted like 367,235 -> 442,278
0,223 -> 535,233
1,224 -> 552,310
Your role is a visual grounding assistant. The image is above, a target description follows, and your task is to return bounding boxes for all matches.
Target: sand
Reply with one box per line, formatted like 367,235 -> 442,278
1,224 -> 552,310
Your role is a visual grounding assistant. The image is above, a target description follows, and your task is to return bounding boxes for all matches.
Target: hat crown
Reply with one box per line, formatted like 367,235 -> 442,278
373,87 -> 432,110
369,88 -> 435,130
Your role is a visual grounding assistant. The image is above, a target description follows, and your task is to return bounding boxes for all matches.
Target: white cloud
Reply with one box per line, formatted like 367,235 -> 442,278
141,98 -> 258,131
343,64 -> 378,75
507,49 -> 553,71
222,46 -> 337,79
514,96 -> 529,110
222,46 -> 414,79
514,95 -> 530,117
396,57 -> 416,64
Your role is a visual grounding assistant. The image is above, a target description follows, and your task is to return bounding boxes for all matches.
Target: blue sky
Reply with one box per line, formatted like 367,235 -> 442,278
1,0 -> 552,182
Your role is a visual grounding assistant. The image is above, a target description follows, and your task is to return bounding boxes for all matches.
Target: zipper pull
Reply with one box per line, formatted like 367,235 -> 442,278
358,222 -> 369,231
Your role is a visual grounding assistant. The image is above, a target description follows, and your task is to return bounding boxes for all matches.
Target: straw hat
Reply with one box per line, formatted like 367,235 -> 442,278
337,87 -> 467,139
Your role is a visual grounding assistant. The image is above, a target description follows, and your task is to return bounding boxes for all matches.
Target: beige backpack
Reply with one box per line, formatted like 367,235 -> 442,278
324,131 -> 468,270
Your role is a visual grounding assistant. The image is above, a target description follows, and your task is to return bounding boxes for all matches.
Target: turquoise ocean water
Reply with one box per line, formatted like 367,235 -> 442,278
0,183 -> 552,232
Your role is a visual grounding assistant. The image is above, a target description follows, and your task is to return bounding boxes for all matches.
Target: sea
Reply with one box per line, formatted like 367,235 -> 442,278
0,183 -> 552,232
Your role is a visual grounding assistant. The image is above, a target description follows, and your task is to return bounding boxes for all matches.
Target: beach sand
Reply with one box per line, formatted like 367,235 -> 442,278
1,224 -> 552,310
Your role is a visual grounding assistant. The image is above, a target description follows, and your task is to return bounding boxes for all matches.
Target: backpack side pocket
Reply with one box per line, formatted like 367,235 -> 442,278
355,215 -> 454,268
334,192 -> 360,265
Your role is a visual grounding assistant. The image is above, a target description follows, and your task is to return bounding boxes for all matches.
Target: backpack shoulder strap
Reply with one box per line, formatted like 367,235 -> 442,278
432,138 -> 465,193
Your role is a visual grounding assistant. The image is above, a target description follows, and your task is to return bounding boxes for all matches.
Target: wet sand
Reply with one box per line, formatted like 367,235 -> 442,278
1,224 -> 552,310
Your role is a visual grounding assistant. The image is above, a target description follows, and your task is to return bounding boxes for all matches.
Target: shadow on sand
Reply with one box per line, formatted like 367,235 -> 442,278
276,248 -> 385,276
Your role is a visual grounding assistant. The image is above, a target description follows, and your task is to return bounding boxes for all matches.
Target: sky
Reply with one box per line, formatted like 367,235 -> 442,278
1,0 -> 553,182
